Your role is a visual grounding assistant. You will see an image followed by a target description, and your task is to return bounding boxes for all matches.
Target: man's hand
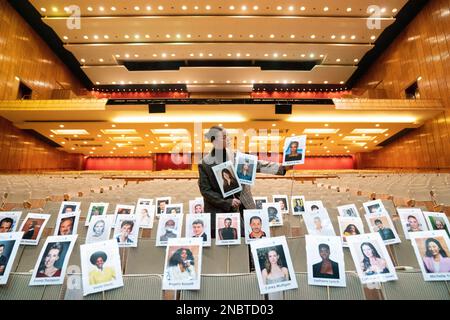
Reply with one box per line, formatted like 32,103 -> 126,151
231,198 -> 241,209
284,165 -> 294,171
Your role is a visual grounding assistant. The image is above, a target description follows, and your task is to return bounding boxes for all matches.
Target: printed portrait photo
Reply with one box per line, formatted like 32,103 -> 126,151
162,237 -> 203,290
156,214 -> 183,247
212,161 -> 242,198
424,212 -> 450,237
291,196 -> 306,216
253,197 -> 268,210
305,235 -> 346,287
244,209 -> 271,244
282,135 -> 306,166
397,208 -> 428,239
58,201 -> 81,216
54,212 -> 80,236
86,215 -> 113,244
0,212 -> 22,233
304,200 -> 326,215
235,152 -> 257,186
337,204 -> 360,218
136,204 -> 155,229
136,198 -> 153,207
85,203 -> 109,226
410,230 -> 450,281
347,233 -> 397,284
185,213 -> 211,247
156,197 -> 171,216
263,202 -> 284,227
113,204 -> 135,223
216,213 -> 241,245
80,239 -> 124,296
304,211 -> 336,237
338,216 -> 365,247
29,235 -> 77,286
0,232 -> 24,285
189,199 -> 204,214
164,204 -> 184,215
365,212 -> 401,245
272,195 -> 289,214
363,199 -> 387,216
250,236 -> 298,294
19,213 -> 50,245
113,215 -> 139,248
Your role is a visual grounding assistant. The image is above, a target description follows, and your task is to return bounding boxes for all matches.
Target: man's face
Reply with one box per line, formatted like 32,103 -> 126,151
59,219 -> 73,235
319,247 -> 330,260
0,221 -> 12,233
224,219 -> 232,228
194,205 -> 203,213
64,207 -> 73,213
250,219 -> 261,233
375,221 -> 384,229
165,221 -> 175,232
192,223 -> 203,236
159,202 -> 166,210
121,224 -> 132,237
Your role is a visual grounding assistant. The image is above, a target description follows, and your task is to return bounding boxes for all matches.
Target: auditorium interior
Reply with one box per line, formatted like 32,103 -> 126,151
0,0 -> 449,300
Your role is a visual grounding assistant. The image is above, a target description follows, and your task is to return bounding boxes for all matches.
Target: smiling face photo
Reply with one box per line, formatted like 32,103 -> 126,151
282,136 -> 306,166
156,197 -> 171,215
0,212 -> 22,233
273,195 -> 289,214
212,161 -> 242,198
0,232 -> 24,285
397,208 -> 428,239
86,215 -> 113,244
58,202 -> 80,216
235,153 -> 257,186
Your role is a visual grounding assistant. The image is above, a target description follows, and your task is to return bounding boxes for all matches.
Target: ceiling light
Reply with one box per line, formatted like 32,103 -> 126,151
229,5 -> 235,10
253,6 -> 259,10
331,35 -> 336,39
205,5 -> 211,10
310,34 -> 316,39
241,5 -> 247,10
276,6 -> 282,11
87,7 -> 93,12
309,53 -> 315,58
249,34 -> 254,38
300,6 -> 306,11
324,80 -> 329,84
270,34 -> 275,38
347,8 -> 352,12
51,129 -> 89,135
40,7 -> 46,12
341,35 -> 346,39
228,34 -> 233,38
392,8 -> 398,13
134,6 -> 140,11
323,7 -> 329,11
111,6 -> 116,11
336,58 -> 341,62
340,81 -> 345,84
288,6 -> 294,11
371,35 -> 376,40
124,35 -> 130,39
354,58 -> 359,62
158,6 -> 164,10
290,35 -> 295,39
181,5 -> 187,10
352,129 -> 388,134
83,35 -> 89,40
207,34 -> 212,38
343,136 -> 376,141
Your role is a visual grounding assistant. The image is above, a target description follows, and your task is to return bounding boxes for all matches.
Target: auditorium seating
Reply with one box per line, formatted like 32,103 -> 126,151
1,172 -> 449,300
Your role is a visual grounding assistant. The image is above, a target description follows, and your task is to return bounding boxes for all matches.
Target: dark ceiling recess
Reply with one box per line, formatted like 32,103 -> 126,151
106,98 -> 335,106
7,0 -> 93,89
22,129 -> 62,148
94,84 -> 188,91
347,0 -> 429,88
123,60 -> 317,71
252,84 -> 348,92
377,128 -> 416,147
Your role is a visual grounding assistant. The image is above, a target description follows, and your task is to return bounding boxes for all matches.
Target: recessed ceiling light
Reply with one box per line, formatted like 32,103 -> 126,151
229,5 -> 235,10
205,5 -> 211,10
249,34 -> 254,38
354,58 -> 359,62
158,6 -> 164,10
341,35 -> 346,39
276,6 -> 282,11
253,6 -> 259,10
323,7 -> 329,11
340,81 -> 345,84
63,36 -> 68,40
309,53 -> 315,58
181,5 -> 187,10
331,35 -> 336,39
381,8 -> 386,13
351,35 -> 356,39
124,35 -> 130,39
347,8 -> 352,12
207,34 -> 212,38
300,6 -> 306,11
228,34 -> 233,38
226,80 -> 231,84
111,6 -> 116,11
290,34 -> 295,39
392,8 -> 398,13
83,35 -> 89,40
40,7 -> 46,12
134,6 -> 140,11
187,34 -> 192,38
310,34 -> 316,39
241,5 -> 247,10
308,81 -> 312,84
324,81 -> 328,84
87,7 -> 93,12
371,35 -> 376,40
270,34 -> 275,38
336,58 -> 341,62
288,6 -> 294,11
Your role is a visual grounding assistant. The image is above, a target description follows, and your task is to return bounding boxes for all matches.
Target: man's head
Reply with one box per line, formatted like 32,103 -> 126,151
120,220 -> 134,237
59,217 -> 74,235
278,200 -> 285,210
63,206 -> 74,214
205,126 -> 228,150
192,219 -> 204,236
194,204 -> 203,213
164,219 -> 176,232
250,216 -> 262,233
0,218 -> 13,233
318,243 -> 330,260
311,205 -> 319,213
159,201 -> 167,211
224,218 -> 232,228
374,219 -> 384,229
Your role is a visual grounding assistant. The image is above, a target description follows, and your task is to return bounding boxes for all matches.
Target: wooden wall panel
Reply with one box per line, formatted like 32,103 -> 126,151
355,0 -> 450,169
0,0 -> 84,100
0,116 -> 84,172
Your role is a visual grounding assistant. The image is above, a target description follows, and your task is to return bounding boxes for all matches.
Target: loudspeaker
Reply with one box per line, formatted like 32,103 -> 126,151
148,103 -> 166,113
275,104 -> 292,114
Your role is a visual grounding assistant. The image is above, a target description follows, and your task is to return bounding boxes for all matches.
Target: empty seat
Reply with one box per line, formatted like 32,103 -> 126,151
124,240 -> 166,274
287,237 -> 307,272
180,274 -> 263,300
329,272 -> 365,300
0,273 -> 63,300
104,275 -> 163,300
284,273 -> 328,300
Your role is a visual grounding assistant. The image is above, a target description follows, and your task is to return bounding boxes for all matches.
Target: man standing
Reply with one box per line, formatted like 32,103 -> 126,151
198,126 -> 289,236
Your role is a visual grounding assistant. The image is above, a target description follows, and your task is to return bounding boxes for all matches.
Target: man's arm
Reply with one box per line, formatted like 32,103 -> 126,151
198,163 -> 233,211
256,159 -> 287,176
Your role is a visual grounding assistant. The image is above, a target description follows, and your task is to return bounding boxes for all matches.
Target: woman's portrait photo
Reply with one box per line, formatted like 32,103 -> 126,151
81,239 -> 124,296
397,208 -> 428,239
338,216 -> 365,246
212,161 -> 242,198
305,201 -> 325,215
30,235 -> 77,286
250,236 -> 298,294
162,238 -> 203,290
235,153 -> 257,185
136,204 -> 155,228
424,212 -> 450,237
337,204 -> 360,218
19,213 -> 50,245
282,136 -> 306,166
216,213 -> 241,245
347,233 -> 397,284
410,231 -> 450,280
86,215 -> 112,244
263,202 -> 284,227
291,196 -> 305,216
273,195 -> 289,214
0,232 -> 24,285
306,235 -> 346,287
85,203 -> 109,226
